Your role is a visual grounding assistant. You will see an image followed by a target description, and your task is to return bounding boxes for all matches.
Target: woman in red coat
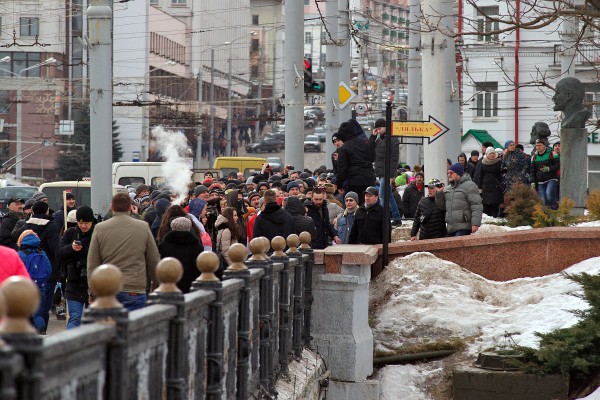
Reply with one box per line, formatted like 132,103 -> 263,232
0,245 -> 30,284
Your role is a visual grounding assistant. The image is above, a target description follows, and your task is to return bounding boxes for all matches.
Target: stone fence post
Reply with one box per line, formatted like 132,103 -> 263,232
147,257 -> 185,400
0,277 -> 41,400
81,264 -> 129,400
312,244 -> 380,399
270,236 -> 292,376
286,234 -> 307,361
190,252 -> 224,399
298,231 -> 314,347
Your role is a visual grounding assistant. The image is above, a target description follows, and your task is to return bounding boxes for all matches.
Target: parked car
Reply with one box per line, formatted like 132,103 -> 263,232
303,135 -> 321,152
266,157 -> 282,172
246,137 -> 284,153
0,186 -> 37,213
265,132 -> 285,142
313,127 -> 326,142
304,114 -> 316,129
304,106 -> 324,120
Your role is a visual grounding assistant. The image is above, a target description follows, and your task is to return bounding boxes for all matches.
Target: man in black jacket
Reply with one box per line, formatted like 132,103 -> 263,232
335,120 -> 376,205
402,172 -> 425,218
252,189 -> 293,245
284,196 -> 317,239
349,186 -> 387,245
304,188 -> 339,249
370,118 -> 401,225
0,197 -> 24,250
410,179 -> 447,240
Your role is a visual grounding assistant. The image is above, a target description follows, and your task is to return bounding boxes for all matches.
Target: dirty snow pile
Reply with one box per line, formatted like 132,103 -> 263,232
371,252 -> 600,399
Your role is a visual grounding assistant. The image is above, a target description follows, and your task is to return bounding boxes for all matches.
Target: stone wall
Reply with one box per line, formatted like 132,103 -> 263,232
371,227 -> 600,281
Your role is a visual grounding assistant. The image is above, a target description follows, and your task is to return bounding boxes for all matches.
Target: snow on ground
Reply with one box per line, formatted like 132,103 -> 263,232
371,252 -> 600,399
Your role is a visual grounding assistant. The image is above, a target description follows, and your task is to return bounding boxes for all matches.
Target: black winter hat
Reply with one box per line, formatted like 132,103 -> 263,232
374,118 -> 386,129
336,120 -> 356,142
32,201 -> 49,215
76,205 -> 95,222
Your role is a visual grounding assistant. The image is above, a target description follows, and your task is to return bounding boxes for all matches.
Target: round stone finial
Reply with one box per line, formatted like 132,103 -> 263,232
0,276 -> 40,333
89,264 -> 123,310
272,236 -> 286,257
226,243 -> 248,272
259,237 -> 271,255
248,238 -> 266,261
299,231 -> 312,249
155,257 -> 183,293
286,234 -> 300,254
196,251 -> 220,282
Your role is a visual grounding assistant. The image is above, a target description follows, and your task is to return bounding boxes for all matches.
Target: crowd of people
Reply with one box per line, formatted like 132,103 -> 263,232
0,117 -> 561,335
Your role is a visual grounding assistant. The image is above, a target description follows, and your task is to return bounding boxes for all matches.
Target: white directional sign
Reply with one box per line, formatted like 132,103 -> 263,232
339,81 -> 357,110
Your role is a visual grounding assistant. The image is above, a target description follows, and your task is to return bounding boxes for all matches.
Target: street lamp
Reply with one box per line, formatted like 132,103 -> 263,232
143,60 -> 176,161
16,57 -> 56,179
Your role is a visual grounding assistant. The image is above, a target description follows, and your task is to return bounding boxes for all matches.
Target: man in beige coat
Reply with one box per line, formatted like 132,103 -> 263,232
88,193 -> 160,311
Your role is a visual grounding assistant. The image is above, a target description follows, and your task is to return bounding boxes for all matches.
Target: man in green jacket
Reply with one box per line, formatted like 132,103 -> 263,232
87,193 -> 160,311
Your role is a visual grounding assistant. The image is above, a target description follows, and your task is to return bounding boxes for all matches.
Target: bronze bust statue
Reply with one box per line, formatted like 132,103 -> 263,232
553,77 -> 591,129
529,121 -> 551,146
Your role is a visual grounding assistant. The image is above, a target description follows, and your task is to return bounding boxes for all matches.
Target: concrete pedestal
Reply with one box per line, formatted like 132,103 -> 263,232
560,127 -> 587,215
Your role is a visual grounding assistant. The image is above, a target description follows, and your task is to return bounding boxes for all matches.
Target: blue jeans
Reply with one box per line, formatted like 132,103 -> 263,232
448,229 -> 472,237
378,178 -> 401,221
537,180 -> 558,210
116,292 -> 147,312
33,280 -> 56,334
66,300 -> 86,329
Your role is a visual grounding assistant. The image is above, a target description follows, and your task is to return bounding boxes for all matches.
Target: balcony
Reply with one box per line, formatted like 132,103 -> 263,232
553,44 -> 600,66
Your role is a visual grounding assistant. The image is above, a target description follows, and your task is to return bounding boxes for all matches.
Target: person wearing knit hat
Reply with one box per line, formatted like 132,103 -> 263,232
157,216 -> 202,293
193,185 -> 210,201
287,181 -> 301,197
504,140 -> 515,149
76,205 -> 95,223
335,120 -> 356,143
448,162 -> 464,177
243,206 -> 257,220
135,184 -> 150,198
30,191 -> 48,203
247,192 -> 261,208
442,160 -> 483,236
170,216 -> 192,232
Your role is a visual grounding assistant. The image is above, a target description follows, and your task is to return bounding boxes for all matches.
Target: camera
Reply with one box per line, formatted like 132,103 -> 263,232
74,240 -> 81,246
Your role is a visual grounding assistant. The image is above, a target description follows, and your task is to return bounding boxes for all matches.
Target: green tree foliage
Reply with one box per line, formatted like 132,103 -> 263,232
57,106 -> 123,180
504,182 -> 541,227
531,198 -> 577,228
518,273 -> 600,390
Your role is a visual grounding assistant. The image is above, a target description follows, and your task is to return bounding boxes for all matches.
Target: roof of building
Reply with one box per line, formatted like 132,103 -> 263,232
461,129 -> 502,149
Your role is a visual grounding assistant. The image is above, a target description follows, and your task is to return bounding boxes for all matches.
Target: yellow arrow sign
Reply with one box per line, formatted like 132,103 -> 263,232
339,81 -> 357,110
391,116 -> 449,142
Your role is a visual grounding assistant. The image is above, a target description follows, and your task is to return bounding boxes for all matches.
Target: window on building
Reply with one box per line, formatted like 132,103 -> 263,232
304,0 -> 310,4
585,92 -> 600,119
0,52 -> 42,77
251,39 -> 259,52
320,31 -> 326,41
475,82 -> 498,118
477,6 -> 499,42
305,31 -> 312,44
252,15 -> 259,25
171,0 -> 186,5
20,17 -> 39,37
319,53 -> 326,69
251,65 -> 259,79
0,90 -> 10,114
150,0 -> 158,4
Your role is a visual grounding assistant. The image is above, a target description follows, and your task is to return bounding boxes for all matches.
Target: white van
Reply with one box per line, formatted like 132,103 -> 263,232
112,162 -> 166,189
39,181 -> 128,212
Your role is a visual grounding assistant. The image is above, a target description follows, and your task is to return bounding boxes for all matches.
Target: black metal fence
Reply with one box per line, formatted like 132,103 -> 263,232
0,233 -> 314,400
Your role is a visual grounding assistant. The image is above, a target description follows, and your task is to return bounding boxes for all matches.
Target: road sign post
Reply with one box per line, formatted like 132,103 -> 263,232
390,115 -> 449,144
339,82 -> 357,110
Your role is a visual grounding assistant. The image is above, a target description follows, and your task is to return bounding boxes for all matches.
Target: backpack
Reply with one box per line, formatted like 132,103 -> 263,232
18,248 -> 52,288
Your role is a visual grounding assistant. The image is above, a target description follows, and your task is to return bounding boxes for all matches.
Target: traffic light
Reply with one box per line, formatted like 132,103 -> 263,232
311,80 -> 325,93
304,58 -> 313,93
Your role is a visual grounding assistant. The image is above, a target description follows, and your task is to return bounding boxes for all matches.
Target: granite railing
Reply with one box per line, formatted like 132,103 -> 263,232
0,233 -> 315,400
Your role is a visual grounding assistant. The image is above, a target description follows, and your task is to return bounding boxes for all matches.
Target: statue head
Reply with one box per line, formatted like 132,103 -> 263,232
552,77 -> 585,112
530,121 -> 551,145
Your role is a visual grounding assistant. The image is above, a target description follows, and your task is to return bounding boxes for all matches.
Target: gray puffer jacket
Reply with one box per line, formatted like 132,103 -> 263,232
436,174 -> 483,234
